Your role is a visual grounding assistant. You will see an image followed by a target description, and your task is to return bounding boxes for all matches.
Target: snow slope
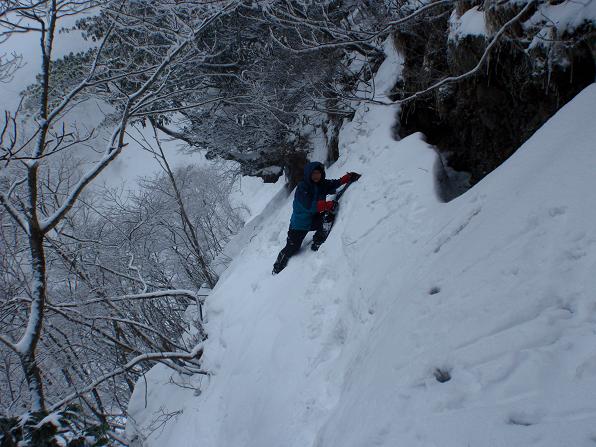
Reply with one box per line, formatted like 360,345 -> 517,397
127,40 -> 596,446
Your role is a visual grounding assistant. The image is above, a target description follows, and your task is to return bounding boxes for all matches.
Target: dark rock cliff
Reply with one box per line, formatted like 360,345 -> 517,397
394,0 -> 595,190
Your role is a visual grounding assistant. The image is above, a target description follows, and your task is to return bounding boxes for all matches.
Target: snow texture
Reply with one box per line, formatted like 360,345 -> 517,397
527,0 -> 596,33
127,39 -> 596,447
449,6 -> 488,41
526,0 -> 596,51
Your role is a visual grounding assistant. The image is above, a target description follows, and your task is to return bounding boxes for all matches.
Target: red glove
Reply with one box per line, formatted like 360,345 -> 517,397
317,200 -> 336,213
340,172 -> 361,184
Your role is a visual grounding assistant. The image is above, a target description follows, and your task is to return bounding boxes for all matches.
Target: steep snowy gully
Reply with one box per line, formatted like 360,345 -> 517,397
127,41 -> 596,447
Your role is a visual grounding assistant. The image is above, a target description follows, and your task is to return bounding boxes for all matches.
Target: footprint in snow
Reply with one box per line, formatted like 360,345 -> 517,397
575,357 -> 596,379
507,408 -> 545,426
548,206 -> 567,217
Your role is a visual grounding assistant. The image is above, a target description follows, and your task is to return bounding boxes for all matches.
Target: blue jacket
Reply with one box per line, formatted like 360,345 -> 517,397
290,161 -> 342,230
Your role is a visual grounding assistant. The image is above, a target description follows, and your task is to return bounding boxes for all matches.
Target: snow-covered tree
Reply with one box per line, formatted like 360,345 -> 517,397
0,0 -> 243,442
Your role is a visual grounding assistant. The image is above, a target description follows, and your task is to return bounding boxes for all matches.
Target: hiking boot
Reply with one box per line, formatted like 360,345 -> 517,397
272,251 -> 288,274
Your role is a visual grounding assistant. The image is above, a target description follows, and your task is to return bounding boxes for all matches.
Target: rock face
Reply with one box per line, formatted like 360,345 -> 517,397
395,0 -> 595,187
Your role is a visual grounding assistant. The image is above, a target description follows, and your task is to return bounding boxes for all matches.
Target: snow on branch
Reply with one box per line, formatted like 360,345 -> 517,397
392,0 -> 537,105
53,289 -> 202,308
0,191 -> 29,234
0,0 -> 241,419
39,1 -> 243,234
0,333 -> 18,353
0,52 -> 23,82
267,0 -> 456,53
49,344 -> 205,411
39,127 -> 126,233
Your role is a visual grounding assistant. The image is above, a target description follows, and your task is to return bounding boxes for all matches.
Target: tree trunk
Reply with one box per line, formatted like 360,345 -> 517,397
20,228 -> 47,411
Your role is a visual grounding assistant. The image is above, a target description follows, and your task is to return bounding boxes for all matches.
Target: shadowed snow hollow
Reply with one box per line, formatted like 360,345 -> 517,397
126,45 -> 596,446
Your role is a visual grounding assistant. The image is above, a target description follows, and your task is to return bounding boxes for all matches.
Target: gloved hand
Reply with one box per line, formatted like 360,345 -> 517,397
340,172 -> 362,184
317,200 -> 336,213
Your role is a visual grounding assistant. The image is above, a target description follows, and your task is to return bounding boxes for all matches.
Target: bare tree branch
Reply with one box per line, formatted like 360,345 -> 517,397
49,344 -> 205,411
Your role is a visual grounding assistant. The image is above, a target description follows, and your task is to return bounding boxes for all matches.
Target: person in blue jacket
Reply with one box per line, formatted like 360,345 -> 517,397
273,161 -> 361,274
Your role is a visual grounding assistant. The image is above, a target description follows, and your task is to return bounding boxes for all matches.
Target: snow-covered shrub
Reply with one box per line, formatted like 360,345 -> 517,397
0,406 -> 109,447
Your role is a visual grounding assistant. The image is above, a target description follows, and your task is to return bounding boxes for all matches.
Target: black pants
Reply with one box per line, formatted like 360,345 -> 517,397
273,213 -> 331,272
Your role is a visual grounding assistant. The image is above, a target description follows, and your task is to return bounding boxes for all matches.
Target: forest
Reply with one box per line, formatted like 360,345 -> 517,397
1,0 -> 594,445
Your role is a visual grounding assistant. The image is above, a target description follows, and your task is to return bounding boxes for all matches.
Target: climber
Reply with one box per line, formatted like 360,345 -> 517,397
272,161 -> 360,274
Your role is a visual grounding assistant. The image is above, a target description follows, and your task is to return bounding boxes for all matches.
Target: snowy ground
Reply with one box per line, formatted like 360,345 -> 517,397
127,41 -> 596,447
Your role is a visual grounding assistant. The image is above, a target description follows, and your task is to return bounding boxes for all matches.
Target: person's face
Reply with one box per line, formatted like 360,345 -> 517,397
311,170 -> 322,183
